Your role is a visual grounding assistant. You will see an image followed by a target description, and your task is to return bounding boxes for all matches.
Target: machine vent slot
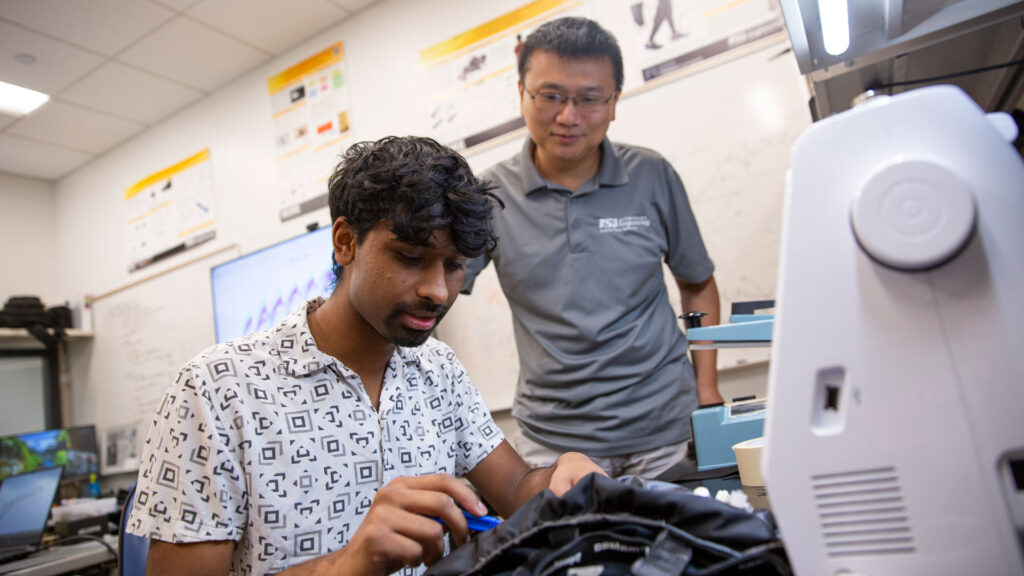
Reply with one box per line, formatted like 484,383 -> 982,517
812,466 -> 916,557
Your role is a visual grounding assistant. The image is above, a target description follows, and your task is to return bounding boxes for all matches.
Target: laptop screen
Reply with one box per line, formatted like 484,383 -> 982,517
0,466 -> 62,549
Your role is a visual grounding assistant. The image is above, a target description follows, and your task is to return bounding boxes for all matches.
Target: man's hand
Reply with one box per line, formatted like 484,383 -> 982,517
333,474 -> 487,575
547,452 -> 607,496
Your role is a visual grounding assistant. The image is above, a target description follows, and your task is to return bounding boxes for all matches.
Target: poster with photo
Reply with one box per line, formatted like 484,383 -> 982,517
101,422 -> 140,475
623,0 -> 786,83
267,42 -> 353,222
420,0 -> 586,152
124,148 -> 215,273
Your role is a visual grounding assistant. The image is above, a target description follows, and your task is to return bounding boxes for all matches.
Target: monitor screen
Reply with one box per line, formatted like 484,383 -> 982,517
0,425 -> 99,482
211,226 -> 335,343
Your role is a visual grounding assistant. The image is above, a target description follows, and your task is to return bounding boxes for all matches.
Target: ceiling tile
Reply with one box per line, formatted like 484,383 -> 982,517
117,17 -> 270,91
7,100 -> 144,154
0,20 -> 104,94
0,111 -> 15,130
0,133 -> 92,180
0,0 -> 175,57
187,0 -> 348,55
329,0 -> 378,14
62,61 -> 205,124
151,0 -> 198,12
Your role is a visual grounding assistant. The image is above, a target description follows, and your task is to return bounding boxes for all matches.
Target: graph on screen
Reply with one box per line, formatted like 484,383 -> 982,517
211,227 -> 334,342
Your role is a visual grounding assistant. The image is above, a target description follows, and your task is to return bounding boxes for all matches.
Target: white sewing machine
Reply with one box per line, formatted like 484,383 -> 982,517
763,85 -> 1024,574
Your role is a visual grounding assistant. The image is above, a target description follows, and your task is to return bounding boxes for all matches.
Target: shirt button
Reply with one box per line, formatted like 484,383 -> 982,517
571,220 -> 582,230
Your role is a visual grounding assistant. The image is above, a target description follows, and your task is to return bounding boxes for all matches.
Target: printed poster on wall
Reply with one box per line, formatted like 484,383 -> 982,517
624,0 -> 786,83
267,42 -> 353,222
125,148 -> 215,273
101,423 -> 139,475
420,0 -> 585,152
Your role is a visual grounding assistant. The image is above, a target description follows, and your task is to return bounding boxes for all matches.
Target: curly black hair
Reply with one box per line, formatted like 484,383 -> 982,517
518,17 -> 624,92
327,136 -> 501,281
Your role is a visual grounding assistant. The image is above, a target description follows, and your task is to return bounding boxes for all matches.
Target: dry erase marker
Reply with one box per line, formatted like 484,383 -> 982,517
433,510 -> 502,532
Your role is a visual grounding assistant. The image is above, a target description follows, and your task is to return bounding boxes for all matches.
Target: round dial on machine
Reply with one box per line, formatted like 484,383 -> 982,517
851,157 -> 976,271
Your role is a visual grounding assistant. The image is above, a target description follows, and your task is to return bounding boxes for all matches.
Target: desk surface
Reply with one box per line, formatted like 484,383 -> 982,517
0,539 -> 116,576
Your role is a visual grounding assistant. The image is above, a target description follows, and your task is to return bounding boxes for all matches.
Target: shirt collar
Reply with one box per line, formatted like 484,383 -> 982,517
275,298 -> 421,378
520,137 -> 629,196
274,298 -> 334,377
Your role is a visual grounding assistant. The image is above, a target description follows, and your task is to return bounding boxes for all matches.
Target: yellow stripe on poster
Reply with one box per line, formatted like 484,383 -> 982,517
267,42 -> 345,94
272,99 -> 308,120
177,219 -> 215,238
704,0 -> 751,19
125,200 -> 174,225
313,132 -> 352,153
276,143 -> 311,162
125,149 -> 210,200
430,63 -> 517,102
419,0 -> 572,65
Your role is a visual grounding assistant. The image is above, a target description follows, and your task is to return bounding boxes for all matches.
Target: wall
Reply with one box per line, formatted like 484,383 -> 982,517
53,0 -> 543,305
45,0 -> 803,465
0,173 -> 57,306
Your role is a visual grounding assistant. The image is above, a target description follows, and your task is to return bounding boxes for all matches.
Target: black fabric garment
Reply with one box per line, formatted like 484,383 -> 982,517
426,474 -> 789,576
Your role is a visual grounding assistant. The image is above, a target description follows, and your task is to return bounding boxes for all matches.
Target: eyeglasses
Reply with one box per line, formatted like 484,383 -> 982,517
523,88 -> 616,113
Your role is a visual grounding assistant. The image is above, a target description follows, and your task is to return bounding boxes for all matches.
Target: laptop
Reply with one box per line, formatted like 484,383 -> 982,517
0,466 -> 63,564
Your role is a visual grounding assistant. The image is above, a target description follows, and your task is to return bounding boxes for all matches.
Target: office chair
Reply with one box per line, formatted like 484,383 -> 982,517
117,482 -> 149,576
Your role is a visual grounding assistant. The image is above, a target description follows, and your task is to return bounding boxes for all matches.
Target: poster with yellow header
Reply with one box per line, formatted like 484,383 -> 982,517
267,42 -> 352,222
420,0 -> 585,152
125,148 -> 215,273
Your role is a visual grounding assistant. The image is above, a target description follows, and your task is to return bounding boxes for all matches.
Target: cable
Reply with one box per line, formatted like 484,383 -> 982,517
686,541 -> 792,575
873,58 -> 1024,90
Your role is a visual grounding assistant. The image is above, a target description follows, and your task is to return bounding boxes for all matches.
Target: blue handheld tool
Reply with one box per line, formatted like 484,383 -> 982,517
433,510 -> 503,532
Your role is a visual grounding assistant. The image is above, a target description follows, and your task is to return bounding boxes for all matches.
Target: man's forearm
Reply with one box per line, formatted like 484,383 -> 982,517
504,466 -> 555,513
691,347 -> 720,404
678,275 -> 722,405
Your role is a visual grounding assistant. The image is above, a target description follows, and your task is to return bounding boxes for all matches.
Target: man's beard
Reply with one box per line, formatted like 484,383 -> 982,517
383,301 -> 449,347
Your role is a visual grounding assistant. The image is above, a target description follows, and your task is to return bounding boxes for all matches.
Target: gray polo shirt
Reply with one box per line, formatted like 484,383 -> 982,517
463,138 -> 714,457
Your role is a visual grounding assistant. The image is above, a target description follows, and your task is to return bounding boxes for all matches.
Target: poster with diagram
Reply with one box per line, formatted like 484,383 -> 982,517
267,42 -> 352,222
420,0 -> 586,152
622,0 -> 786,83
124,148 -> 215,273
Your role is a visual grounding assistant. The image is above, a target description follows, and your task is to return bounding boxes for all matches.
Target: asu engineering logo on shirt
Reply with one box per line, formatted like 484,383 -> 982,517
598,216 -> 651,233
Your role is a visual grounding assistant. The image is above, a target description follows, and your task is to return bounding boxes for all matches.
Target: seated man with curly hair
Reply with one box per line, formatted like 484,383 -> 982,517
126,136 -> 604,576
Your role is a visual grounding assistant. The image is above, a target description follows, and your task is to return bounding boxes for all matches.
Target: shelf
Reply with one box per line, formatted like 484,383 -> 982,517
0,328 -> 94,342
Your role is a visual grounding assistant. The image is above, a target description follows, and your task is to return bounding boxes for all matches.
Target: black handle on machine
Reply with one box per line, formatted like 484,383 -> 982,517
730,300 -> 775,315
680,311 -> 707,329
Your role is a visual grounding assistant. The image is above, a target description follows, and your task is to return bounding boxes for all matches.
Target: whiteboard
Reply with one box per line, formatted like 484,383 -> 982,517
71,246 -> 239,475
438,40 -> 811,411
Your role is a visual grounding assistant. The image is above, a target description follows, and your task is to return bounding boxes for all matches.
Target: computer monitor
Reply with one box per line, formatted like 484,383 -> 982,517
210,226 -> 334,343
0,466 -> 64,561
0,425 -> 99,482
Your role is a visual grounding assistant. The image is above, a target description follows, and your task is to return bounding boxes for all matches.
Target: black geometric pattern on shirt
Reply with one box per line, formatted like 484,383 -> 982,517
477,420 -> 500,440
259,503 -> 286,530
285,409 -> 313,433
207,358 -> 237,382
127,299 -> 503,576
293,530 -> 322,557
327,490 -> 352,521
246,379 -> 274,402
156,461 -> 178,489
320,434 -> 346,457
180,502 -> 200,532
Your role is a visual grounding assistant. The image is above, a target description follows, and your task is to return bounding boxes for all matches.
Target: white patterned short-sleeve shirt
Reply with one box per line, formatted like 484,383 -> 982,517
126,298 -> 505,576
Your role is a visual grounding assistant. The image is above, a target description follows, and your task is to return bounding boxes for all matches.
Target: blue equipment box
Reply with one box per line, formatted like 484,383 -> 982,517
691,397 -> 766,471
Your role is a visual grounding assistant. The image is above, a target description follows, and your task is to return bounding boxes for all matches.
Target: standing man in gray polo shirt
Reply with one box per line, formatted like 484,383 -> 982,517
462,17 -> 722,480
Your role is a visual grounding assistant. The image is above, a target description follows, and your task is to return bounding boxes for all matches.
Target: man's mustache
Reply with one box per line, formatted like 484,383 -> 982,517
396,301 -> 448,317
